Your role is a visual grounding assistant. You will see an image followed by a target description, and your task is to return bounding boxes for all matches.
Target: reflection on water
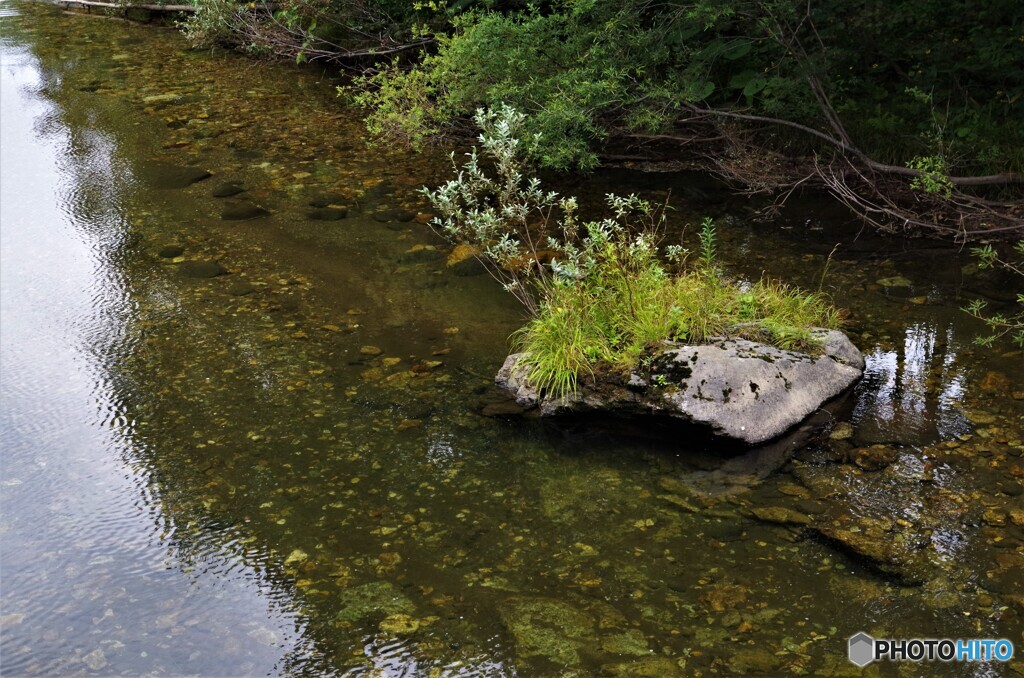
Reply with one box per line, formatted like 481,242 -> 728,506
1,1 -> 1021,676
856,322 -> 970,447
0,4 -> 309,675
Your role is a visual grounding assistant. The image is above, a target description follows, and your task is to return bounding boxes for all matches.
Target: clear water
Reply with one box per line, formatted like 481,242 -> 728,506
1,2 -> 1021,676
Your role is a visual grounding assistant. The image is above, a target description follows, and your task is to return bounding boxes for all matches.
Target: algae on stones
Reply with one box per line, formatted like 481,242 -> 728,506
336,581 -> 415,624
497,596 -> 595,667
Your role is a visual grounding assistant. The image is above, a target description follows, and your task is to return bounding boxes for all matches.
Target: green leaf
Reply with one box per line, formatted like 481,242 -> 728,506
689,80 -> 714,101
743,77 -> 768,96
667,25 -> 701,45
722,42 -> 752,60
729,70 -> 756,89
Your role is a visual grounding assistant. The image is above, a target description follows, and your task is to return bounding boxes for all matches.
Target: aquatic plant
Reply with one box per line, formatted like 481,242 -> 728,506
424,106 -> 841,399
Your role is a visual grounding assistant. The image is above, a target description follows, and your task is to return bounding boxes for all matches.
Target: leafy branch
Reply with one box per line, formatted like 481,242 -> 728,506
962,241 -> 1024,348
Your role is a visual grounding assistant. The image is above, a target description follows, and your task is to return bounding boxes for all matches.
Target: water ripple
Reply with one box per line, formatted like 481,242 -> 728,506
1,7 -> 304,675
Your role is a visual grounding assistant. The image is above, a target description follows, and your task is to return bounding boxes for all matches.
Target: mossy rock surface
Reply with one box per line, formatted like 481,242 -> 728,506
336,581 -> 415,624
497,596 -> 595,667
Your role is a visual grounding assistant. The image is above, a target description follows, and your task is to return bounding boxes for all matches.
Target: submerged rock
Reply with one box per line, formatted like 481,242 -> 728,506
810,521 -> 935,584
179,260 -> 226,278
480,399 -> 528,417
158,245 -> 184,258
600,657 -> 682,677
980,370 -> 1012,393
750,506 -> 812,526
211,181 -> 246,198
496,329 -> 864,445
82,648 -> 107,672
227,283 -> 257,296
378,613 -> 425,635
727,648 -> 785,674
284,548 -> 308,566
373,208 -> 417,223
307,207 -> 347,221
138,163 -> 211,189
699,583 -> 750,612
599,629 -> 650,656
222,203 -> 270,221
851,444 -> 899,470
336,581 -> 415,624
539,468 -> 623,523
497,596 -> 595,667
142,93 -> 181,105
875,276 -> 912,289
829,422 -> 854,440
400,244 -> 444,263
447,244 -> 487,276
308,193 -> 347,209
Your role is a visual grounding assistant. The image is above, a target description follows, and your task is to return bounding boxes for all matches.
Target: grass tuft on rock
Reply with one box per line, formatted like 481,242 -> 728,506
513,246 -> 840,401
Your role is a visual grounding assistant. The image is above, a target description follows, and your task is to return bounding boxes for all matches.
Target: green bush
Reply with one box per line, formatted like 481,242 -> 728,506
352,6 -> 679,170
180,0 -> 243,49
425,107 -> 841,399
352,1 -> 1024,180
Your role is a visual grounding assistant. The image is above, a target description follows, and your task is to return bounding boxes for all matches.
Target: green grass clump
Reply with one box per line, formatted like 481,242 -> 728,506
514,233 -> 841,401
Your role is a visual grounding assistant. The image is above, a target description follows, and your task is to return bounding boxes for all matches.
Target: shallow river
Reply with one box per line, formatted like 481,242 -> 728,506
1,2 -> 1022,676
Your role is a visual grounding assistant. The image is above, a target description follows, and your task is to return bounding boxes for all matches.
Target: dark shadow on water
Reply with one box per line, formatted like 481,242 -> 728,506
537,385 -> 859,496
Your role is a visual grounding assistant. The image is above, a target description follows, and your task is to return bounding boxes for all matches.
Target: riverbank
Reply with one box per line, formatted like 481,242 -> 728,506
65,0 -> 1024,240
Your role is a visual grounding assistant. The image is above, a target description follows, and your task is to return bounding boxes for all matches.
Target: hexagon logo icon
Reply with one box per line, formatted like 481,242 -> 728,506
848,632 -> 875,667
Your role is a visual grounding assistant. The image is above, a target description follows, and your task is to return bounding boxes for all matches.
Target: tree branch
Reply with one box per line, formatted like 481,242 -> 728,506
682,103 -> 1022,186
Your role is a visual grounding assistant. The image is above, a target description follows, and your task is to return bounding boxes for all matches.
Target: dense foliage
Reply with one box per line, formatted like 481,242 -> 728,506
183,0 -> 1022,235
351,1 -> 1024,177
425,107 -> 840,399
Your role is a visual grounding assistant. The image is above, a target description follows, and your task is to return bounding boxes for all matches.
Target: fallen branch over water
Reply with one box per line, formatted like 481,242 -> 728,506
53,0 -> 195,13
614,113 -> 1023,241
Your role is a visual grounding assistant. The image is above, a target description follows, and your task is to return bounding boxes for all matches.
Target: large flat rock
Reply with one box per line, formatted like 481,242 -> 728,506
496,329 -> 864,445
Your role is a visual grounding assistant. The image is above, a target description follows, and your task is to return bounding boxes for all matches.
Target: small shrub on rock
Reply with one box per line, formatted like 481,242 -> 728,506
424,106 -> 841,400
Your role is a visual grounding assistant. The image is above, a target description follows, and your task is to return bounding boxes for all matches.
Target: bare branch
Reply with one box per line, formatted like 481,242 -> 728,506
682,103 -> 1022,186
